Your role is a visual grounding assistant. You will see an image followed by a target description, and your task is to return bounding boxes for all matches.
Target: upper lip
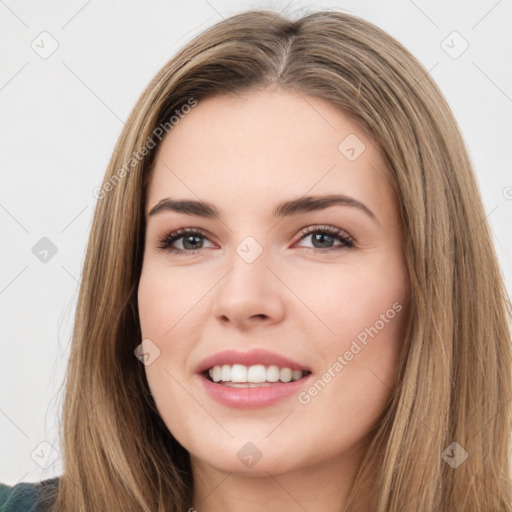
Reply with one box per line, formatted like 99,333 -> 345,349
196,348 -> 312,374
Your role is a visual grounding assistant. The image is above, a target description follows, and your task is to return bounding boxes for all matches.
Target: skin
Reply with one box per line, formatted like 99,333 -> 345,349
137,86 -> 410,511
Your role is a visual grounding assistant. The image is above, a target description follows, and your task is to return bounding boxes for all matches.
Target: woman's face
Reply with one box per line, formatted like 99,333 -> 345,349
138,87 -> 410,478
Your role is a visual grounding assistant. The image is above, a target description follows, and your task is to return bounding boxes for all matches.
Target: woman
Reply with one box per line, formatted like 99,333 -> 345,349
1,8 -> 510,512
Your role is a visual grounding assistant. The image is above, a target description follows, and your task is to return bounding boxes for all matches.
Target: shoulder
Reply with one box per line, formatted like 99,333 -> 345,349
0,477 -> 60,512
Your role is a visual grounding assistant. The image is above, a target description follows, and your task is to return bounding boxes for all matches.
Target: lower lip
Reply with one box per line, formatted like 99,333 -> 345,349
197,373 -> 312,408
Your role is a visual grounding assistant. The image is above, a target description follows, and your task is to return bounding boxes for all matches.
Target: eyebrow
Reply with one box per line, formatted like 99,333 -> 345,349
148,194 -> 377,223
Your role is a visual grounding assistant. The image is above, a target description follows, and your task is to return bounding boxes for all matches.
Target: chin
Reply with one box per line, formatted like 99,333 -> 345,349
188,436 -> 305,476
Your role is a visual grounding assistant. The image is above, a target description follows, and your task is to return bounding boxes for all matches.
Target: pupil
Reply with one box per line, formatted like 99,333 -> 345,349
313,233 -> 333,248
183,235 -> 202,250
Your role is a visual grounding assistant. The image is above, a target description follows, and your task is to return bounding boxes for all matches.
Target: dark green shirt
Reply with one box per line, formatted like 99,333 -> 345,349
0,478 -> 59,512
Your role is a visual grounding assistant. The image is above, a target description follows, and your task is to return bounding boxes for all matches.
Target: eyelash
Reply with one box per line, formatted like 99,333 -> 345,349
156,225 -> 355,256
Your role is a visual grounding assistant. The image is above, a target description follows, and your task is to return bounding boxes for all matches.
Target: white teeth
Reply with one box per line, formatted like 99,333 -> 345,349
280,368 -> 292,383
231,364 -> 247,382
292,369 -> 303,381
212,366 -> 222,382
221,364 -> 230,381
247,364 -> 267,383
207,364 -> 306,384
266,365 -> 280,382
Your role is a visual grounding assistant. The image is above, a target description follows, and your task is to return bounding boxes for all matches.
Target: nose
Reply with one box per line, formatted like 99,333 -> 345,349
211,248 -> 285,329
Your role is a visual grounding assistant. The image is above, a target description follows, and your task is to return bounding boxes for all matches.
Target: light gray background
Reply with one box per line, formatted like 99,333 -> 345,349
1,0 -> 511,485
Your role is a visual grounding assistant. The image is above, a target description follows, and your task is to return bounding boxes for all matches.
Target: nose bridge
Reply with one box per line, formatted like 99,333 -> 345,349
212,236 -> 284,324
221,239 -> 270,301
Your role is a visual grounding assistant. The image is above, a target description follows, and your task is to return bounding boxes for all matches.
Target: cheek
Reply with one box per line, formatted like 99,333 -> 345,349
297,258 -> 408,344
137,264 -> 212,339
137,263 -> 217,419
309,263 -> 406,389
297,260 -> 408,414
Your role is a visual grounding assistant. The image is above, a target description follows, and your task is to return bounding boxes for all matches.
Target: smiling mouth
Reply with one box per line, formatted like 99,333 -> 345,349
202,363 -> 312,387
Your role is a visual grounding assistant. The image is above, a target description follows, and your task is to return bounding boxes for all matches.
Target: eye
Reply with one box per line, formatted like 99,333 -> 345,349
156,228 -> 214,255
155,224 -> 355,256
294,225 -> 354,252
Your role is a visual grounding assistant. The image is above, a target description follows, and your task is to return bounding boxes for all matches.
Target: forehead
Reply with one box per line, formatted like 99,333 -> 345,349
147,89 -> 393,216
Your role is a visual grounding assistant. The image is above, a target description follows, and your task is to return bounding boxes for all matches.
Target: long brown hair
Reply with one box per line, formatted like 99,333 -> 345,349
50,9 -> 512,511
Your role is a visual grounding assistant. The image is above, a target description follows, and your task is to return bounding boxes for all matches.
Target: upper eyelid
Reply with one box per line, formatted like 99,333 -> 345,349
162,225 -> 348,238
296,224 -> 351,238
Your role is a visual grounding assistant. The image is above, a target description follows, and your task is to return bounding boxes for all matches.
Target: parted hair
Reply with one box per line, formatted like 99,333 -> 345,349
49,8 -> 511,511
